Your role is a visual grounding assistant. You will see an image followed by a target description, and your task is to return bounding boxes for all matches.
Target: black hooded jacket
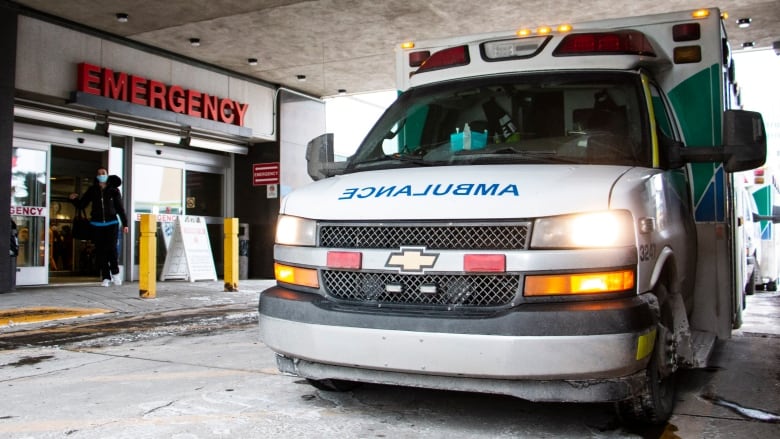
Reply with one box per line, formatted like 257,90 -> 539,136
72,175 -> 129,227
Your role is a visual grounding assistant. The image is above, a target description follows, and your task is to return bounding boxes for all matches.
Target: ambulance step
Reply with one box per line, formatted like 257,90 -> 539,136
689,330 -> 716,368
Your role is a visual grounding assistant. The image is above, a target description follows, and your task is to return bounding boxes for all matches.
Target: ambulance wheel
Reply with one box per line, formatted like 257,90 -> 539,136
767,280 -> 777,291
306,378 -> 361,392
616,292 -> 676,425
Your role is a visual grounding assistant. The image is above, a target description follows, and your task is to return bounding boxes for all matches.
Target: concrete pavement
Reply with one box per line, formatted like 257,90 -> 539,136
0,279 -> 276,331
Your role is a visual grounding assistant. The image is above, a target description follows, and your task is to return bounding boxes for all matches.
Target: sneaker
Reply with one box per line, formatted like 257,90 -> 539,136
101,279 -> 111,287
112,274 -> 123,286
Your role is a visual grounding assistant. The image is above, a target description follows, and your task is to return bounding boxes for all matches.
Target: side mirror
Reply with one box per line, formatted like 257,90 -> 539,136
754,205 -> 780,224
305,133 -> 346,180
674,109 -> 766,173
722,110 -> 766,172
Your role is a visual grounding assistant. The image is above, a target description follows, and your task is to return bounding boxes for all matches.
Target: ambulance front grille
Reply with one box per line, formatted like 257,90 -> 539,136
318,222 -> 530,250
321,271 -> 520,307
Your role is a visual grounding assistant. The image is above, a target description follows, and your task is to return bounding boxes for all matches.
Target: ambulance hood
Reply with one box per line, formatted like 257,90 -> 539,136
281,165 -> 633,220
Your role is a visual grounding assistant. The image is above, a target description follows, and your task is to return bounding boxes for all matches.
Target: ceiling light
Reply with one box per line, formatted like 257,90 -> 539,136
296,74 -> 307,82
116,13 -> 128,23
248,58 -> 258,66
737,18 -> 752,28
13,107 -> 97,130
742,41 -> 755,49
189,38 -> 201,47
107,124 -> 181,144
190,137 -> 248,154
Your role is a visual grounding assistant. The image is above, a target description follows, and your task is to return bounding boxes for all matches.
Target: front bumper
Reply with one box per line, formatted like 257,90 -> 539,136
259,286 -> 657,401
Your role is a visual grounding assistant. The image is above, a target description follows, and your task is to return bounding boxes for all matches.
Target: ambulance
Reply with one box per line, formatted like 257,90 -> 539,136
258,8 -> 766,424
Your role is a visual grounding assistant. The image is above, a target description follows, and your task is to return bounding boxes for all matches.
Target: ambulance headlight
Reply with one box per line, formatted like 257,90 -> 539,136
276,215 -> 317,246
531,210 -> 635,248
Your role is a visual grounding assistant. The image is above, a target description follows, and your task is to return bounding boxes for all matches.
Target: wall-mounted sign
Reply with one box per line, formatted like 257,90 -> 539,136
76,62 -> 249,127
253,162 -> 280,186
267,184 -> 278,199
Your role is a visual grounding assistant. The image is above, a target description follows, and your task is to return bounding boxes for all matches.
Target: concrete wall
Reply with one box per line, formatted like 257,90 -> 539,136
234,90 -> 324,278
279,90 -> 325,197
0,3 -> 18,293
15,16 -> 275,140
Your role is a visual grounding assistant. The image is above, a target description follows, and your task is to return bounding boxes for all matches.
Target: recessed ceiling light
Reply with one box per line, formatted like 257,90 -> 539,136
115,13 -> 128,23
189,38 -> 201,47
737,18 -> 752,28
742,41 -> 755,48
296,75 -> 307,82
248,58 -> 258,66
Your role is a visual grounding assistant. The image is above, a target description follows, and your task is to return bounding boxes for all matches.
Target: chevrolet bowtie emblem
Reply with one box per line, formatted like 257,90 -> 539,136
386,247 -> 439,272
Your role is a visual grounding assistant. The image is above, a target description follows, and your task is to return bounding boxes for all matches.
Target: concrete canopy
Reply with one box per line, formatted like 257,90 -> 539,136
10,0 -> 780,98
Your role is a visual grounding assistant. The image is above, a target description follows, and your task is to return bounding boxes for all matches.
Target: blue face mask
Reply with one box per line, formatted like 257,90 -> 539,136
97,175 -> 108,183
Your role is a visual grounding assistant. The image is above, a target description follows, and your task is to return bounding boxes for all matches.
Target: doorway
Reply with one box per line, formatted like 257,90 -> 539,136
49,145 -> 104,283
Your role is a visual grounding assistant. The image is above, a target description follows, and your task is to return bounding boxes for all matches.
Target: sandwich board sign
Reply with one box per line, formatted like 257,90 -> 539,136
160,215 -> 217,282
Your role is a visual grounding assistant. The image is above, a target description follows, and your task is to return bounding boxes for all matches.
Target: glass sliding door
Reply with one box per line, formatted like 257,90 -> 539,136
185,166 -> 225,275
11,141 -> 50,285
132,157 -> 185,279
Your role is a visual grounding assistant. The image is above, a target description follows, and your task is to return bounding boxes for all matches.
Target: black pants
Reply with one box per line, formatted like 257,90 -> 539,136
92,224 -> 119,280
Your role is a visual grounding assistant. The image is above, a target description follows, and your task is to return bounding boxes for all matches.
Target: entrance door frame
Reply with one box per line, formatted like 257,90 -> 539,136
11,138 -> 50,286
13,123 -> 111,285
130,154 -> 187,281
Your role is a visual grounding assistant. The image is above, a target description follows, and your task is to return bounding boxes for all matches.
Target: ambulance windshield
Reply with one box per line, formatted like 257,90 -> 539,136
347,72 -> 651,170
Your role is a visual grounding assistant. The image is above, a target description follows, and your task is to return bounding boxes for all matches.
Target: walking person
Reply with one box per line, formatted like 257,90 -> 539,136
69,167 -> 129,287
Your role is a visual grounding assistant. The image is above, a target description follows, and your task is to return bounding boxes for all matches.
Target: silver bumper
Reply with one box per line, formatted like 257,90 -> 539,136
260,315 -> 651,380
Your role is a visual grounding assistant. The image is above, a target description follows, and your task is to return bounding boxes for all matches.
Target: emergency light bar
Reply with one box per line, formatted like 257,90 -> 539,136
517,24 -> 573,37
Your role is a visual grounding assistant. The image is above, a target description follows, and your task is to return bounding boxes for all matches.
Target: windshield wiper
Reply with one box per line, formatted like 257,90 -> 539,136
455,148 -> 577,164
350,153 -> 433,168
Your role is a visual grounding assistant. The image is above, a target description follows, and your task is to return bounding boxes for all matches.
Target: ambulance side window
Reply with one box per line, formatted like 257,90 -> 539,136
648,83 -> 679,142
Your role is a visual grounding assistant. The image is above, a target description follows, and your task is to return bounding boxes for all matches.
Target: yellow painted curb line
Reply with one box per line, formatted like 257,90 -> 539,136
0,307 -> 112,327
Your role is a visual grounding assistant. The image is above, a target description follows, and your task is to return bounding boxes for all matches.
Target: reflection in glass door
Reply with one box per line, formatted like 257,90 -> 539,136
132,159 -> 184,279
11,143 -> 50,285
186,168 -> 225,275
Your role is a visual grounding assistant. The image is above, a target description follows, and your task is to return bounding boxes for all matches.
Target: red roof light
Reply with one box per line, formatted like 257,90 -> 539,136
553,30 -> 656,57
413,45 -> 470,75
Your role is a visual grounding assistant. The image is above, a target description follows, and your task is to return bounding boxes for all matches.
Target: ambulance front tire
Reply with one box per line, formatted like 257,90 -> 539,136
306,378 -> 361,392
616,286 -> 676,425
767,280 -> 777,291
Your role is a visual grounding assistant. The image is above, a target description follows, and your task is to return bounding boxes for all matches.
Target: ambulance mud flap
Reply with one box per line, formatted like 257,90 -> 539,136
275,354 -> 648,403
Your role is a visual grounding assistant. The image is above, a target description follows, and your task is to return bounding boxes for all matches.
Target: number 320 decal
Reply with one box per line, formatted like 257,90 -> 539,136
639,243 -> 656,262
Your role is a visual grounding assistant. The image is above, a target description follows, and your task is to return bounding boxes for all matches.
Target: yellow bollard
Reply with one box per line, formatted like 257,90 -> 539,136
139,213 -> 157,298
224,217 -> 239,292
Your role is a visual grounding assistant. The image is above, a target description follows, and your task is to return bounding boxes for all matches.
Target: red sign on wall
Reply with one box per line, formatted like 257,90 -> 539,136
76,62 -> 249,127
253,162 -> 280,186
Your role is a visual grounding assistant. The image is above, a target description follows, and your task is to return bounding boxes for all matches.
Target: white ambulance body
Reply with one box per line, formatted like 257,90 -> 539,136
259,8 -> 766,424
